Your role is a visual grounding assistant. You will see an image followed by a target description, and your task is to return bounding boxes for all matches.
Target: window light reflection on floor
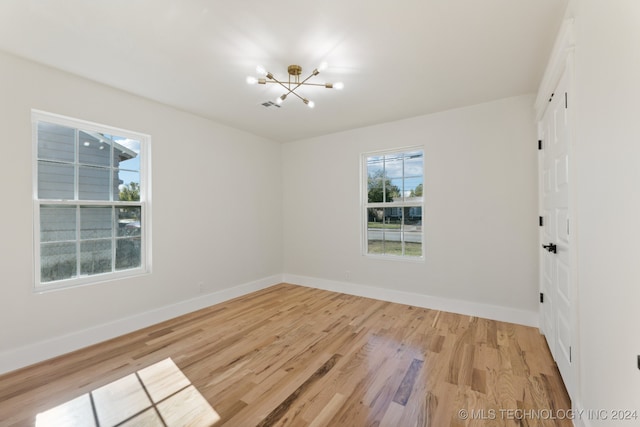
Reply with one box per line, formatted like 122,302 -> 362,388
35,358 -> 220,427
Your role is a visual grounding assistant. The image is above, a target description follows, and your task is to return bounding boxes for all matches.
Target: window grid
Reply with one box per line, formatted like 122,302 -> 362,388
33,110 -> 150,291
363,148 -> 424,259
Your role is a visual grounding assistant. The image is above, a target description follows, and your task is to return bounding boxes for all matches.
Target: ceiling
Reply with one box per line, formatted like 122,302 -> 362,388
0,0 -> 568,142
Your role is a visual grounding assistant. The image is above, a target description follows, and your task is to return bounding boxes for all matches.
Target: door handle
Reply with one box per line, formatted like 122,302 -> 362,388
542,243 -> 557,254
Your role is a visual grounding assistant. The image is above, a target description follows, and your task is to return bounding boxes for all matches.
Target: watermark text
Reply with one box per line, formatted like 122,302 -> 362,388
457,408 -> 638,421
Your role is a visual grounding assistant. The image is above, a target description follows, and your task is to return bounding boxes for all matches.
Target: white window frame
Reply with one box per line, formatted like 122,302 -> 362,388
32,110 -> 152,292
361,146 -> 424,261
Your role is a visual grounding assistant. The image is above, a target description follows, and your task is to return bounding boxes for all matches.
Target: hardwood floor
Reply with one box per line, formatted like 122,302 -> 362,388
0,283 -> 571,426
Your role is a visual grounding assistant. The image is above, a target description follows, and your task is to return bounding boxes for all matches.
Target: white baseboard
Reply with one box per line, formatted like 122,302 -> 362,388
0,275 -> 282,375
284,274 -> 539,328
0,274 -> 539,376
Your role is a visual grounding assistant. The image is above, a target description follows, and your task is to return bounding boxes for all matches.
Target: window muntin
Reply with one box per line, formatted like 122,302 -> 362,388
363,149 -> 424,259
33,111 -> 150,291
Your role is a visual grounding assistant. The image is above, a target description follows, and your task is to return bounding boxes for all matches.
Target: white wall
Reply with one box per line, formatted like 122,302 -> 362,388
0,51 -> 283,373
282,95 -> 540,325
569,1 -> 640,425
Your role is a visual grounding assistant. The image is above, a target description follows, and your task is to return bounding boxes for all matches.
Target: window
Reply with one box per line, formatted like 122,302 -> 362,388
33,110 -> 151,291
363,148 -> 423,259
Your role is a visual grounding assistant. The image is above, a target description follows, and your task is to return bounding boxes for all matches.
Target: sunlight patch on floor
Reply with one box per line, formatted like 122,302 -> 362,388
36,358 -> 220,427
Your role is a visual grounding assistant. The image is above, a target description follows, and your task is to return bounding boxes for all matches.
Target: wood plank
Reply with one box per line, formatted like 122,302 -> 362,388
393,358 -> 424,405
0,284 -> 572,426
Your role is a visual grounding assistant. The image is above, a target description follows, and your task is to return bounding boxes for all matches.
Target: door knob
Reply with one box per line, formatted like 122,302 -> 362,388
542,243 -> 557,254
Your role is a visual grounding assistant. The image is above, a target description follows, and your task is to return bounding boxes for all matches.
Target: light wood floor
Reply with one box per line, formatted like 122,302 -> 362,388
0,283 -> 571,426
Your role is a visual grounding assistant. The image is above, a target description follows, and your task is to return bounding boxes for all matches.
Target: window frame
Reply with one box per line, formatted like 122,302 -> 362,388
32,110 -> 152,292
361,146 -> 425,261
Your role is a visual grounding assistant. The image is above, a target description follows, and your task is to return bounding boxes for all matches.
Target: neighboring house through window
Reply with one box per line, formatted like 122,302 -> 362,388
363,148 -> 424,259
33,110 -> 151,291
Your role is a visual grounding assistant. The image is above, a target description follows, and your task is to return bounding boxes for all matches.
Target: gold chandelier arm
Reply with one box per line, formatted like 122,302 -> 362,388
272,72 -> 326,102
262,81 -> 331,87
291,71 -> 319,91
298,82 -> 331,87
287,90 -> 307,103
254,65 -> 336,107
264,76 -> 293,93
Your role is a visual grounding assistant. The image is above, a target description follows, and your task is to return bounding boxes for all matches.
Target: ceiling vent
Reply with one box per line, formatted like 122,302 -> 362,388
261,101 -> 281,108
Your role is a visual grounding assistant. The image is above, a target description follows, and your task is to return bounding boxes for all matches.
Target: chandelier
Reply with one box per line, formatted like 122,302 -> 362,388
246,62 -> 343,108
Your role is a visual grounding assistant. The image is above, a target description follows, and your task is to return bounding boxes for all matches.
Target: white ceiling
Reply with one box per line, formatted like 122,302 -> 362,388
0,0 -> 568,142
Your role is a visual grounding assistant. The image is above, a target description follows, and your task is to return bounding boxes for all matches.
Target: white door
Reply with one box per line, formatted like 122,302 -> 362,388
539,68 -> 574,397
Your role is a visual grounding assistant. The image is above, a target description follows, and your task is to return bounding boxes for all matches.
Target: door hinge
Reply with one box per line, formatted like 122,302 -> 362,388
569,346 -> 572,363
565,92 -> 568,109
539,216 -> 544,227
540,292 -> 544,303
538,140 -> 543,150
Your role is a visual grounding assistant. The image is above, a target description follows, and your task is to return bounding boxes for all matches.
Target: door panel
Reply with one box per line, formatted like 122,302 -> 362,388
539,68 -> 574,397
557,260 -> 570,302
556,155 -> 569,188
557,209 -> 569,245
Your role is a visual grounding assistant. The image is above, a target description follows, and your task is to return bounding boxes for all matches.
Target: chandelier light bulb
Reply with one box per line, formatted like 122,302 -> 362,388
333,82 -> 344,90
318,62 -> 328,72
246,76 -> 258,85
256,65 -> 267,76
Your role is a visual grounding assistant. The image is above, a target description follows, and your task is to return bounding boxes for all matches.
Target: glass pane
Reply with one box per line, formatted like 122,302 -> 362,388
80,206 -> 112,239
367,155 -> 384,203
79,131 -> 111,167
367,239 -> 384,254
384,207 -> 402,226
388,178 -> 403,202
116,237 -> 141,270
404,151 -> 423,175
404,239 -> 422,257
404,151 -> 423,202
40,205 -> 76,242
367,207 -> 384,254
367,154 -> 406,203
367,155 -> 384,176
116,171 -> 140,201
404,207 -> 422,257
117,207 -> 141,237
405,176 -> 423,202
367,177 -> 384,203
381,207 -> 402,256
41,242 -> 77,282
384,154 -> 403,179
79,166 -> 110,200
367,207 -> 384,225
38,161 -> 75,199
113,137 -> 140,171
367,208 -> 402,255
404,206 -> 422,226
367,207 -> 422,257
38,122 -> 75,162
80,240 -> 112,276
383,155 -> 403,202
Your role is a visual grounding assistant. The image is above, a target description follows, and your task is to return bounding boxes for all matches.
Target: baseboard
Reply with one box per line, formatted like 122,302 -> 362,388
0,274 -> 283,375
0,274 -> 539,375
284,274 -> 539,328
